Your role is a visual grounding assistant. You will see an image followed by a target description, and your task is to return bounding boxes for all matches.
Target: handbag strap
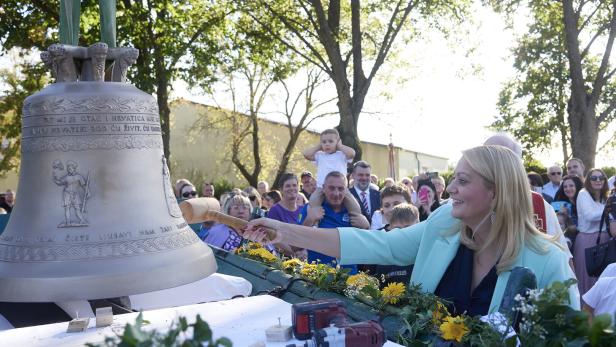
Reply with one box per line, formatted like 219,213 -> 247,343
596,209 -> 608,245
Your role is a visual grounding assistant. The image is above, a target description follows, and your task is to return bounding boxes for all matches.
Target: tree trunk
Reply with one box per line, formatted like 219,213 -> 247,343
336,99 -> 362,162
559,125 -> 569,166
154,56 -> 171,160
273,129 -> 302,188
562,0 -> 601,169
557,98 -> 569,165
250,113 -> 261,187
568,102 -> 598,168
157,86 -> 171,161
334,77 -> 362,161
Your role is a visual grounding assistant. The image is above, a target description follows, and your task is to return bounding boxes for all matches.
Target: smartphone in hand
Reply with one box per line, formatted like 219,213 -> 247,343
418,188 -> 429,203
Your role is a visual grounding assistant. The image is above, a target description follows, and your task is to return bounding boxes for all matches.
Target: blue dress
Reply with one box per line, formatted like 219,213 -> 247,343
434,244 -> 497,316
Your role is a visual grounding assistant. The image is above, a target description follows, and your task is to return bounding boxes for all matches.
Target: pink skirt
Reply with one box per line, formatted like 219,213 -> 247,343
573,231 -> 611,300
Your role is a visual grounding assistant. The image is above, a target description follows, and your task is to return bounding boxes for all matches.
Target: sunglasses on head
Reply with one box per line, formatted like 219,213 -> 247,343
249,195 -> 257,201
549,172 -> 562,176
589,175 -> 605,182
182,191 -> 197,198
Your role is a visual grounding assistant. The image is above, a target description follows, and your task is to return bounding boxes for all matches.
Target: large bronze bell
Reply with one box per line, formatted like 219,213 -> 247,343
0,43 -> 217,302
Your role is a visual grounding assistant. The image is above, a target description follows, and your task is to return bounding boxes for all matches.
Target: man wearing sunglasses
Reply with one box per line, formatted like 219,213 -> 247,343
543,165 -> 563,200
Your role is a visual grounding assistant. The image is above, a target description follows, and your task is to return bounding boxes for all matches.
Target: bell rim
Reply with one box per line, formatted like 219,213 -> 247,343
0,242 -> 217,302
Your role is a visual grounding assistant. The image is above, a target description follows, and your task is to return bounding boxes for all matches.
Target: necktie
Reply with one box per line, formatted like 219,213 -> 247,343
361,191 -> 369,214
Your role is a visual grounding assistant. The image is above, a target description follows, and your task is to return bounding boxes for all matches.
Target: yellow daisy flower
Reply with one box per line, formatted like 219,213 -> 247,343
247,242 -> 263,249
439,316 -> 469,343
380,282 -> 406,305
247,248 -> 277,263
432,301 -> 449,324
346,273 -> 370,287
300,263 -> 318,278
282,258 -> 303,270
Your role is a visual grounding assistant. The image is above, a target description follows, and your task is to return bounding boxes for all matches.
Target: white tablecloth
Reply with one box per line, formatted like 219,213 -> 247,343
0,295 -> 403,346
0,272 -> 253,331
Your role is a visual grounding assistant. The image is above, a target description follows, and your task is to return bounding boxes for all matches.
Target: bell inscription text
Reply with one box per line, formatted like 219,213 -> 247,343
21,88 -> 164,153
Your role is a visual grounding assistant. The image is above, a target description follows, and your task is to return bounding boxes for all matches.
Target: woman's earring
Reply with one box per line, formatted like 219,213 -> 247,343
490,211 -> 496,225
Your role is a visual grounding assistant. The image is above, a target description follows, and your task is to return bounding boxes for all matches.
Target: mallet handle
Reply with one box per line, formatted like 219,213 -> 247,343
203,211 -> 278,242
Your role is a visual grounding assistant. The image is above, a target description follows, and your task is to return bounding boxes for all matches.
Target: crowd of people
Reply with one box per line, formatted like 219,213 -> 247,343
2,128 -> 613,321
174,129 -> 459,276
169,129 -> 616,320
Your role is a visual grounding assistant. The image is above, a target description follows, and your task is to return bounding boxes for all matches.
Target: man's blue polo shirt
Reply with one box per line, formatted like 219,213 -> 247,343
298,201 -> 358,274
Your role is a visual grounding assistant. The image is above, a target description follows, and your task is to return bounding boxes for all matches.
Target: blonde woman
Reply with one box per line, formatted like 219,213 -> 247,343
203,194 -> 252,252
243,146 -> 579,315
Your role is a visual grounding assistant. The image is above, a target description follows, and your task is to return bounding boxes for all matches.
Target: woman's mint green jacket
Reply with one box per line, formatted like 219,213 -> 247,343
338,203 -> 580,313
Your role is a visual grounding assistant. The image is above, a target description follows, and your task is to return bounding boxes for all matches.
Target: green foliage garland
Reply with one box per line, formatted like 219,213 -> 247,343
86,312 -> 232,347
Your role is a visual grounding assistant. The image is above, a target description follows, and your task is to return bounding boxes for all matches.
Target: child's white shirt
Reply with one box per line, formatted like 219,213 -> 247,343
370,210 -> 384,230
314,150 -> 350,187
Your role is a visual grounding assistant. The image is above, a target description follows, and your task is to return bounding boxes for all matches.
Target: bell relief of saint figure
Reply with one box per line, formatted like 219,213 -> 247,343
53,159 -> 91,227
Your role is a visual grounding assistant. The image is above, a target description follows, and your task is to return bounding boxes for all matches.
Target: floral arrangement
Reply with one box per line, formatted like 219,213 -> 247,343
235,242 -> 277,263
513,279 -> 615,346
233,243 -> 616,346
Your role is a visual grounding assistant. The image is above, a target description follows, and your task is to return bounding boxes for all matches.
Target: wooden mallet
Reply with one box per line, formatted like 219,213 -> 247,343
179,197 -> 278,242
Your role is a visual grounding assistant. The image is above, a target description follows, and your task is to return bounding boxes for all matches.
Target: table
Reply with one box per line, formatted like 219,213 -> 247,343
0,295 -> 403,346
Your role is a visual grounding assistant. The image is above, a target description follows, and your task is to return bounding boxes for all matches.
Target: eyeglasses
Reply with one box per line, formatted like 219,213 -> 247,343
589,175 -> 605,182
182,191 -> 197,198
549,172 -> 562,176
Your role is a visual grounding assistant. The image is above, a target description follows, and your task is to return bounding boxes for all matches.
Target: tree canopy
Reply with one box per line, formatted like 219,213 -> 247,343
0,59 -> 49,176
491,0 -> 616,167
0,0 -> 229,162
241,0 -> 472,160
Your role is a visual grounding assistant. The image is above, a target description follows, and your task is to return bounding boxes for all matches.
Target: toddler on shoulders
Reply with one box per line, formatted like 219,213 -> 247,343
302,128 -> 362,220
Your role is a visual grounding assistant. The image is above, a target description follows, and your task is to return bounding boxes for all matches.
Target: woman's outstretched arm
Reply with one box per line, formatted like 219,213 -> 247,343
244,218 -> 341,258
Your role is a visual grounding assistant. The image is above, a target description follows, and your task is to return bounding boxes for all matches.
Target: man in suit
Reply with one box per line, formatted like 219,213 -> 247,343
349,161 -> 381,224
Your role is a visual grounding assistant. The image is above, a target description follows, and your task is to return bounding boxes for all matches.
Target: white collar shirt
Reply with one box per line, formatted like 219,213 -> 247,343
542,182 -> 560,199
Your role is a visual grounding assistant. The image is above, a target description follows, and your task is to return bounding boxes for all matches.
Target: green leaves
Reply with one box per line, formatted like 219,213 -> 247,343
491,0 -> 616,166
0,58 -> 50,176
191,315 -> 213,342
87,312 -> 233,347
491,1 -> 571,163
511,279 -> 616,347
0,0 -> 233,159
588,314 -> 614,347
120,313 -> 156,345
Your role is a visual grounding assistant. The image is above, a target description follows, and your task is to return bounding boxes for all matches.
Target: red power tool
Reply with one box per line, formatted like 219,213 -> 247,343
290,299 -> 386,347
291,299 -> 347,340
290,320 -> 386,347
